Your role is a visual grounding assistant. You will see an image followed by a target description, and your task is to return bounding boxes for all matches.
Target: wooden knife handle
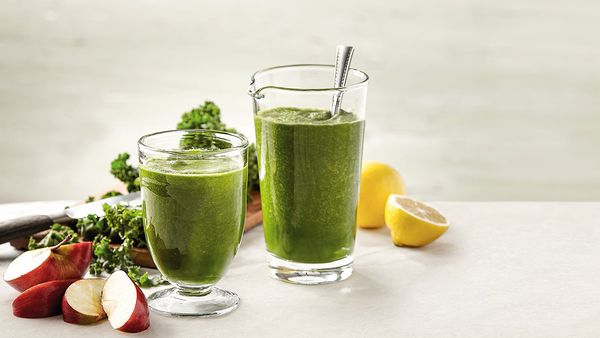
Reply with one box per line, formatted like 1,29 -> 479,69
0,215 -> 56,244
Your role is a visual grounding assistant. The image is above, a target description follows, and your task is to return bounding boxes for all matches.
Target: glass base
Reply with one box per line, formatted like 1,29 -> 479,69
268,253 -> 353,285
148,286 -> 239,317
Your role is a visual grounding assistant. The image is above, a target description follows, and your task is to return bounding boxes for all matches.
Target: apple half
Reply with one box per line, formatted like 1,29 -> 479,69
13,279 -> 78,318
102,270 -> 150,333
62,278 -> 107,324
4,240 -> 92,292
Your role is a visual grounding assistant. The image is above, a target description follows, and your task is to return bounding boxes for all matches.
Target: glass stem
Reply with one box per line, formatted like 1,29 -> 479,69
177,285 -> 213,297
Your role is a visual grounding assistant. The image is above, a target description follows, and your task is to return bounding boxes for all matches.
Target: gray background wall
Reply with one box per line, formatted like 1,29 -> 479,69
1,0 -> 599,203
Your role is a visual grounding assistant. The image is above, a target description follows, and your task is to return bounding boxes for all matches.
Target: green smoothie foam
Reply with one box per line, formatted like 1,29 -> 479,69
254,107 -> 365,264
140,157 -> 247,285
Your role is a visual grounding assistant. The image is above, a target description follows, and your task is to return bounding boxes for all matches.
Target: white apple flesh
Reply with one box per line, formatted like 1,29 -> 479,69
62,278 -> 107,324
4,241 -> 92,292
102,270 -> 150,333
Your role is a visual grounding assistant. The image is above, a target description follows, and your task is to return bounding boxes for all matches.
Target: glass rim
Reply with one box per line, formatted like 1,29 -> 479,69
250,64 -> 369,93
138,129 -> 249,159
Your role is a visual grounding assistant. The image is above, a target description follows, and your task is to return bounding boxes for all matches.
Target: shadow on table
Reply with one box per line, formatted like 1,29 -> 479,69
319,270 -> 391,303
409,241 -> 457,257
396,240 -> 459,268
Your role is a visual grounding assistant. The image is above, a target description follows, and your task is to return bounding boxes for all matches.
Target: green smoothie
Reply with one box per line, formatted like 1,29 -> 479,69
254,107 -> 365,264
140,157 -> 247,285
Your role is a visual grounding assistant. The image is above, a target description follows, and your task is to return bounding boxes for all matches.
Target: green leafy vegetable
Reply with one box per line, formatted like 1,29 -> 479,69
177,101 -> 236,150
127,265 -> 165,287
76,213 -> 108,242
28,224 -> 79,250
103,203 -> 146,248
84,191 -> 122,204
177,101 -> 229,131
101,190 -> 122,199
110,153 -> 140,192
76,204 -> 146,247
88,235 -> 120,275
89,236 -> 164,287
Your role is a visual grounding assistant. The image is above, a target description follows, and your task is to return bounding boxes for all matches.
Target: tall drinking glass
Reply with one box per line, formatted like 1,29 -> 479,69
138,130 -> 248,316
249,64 -> 368,284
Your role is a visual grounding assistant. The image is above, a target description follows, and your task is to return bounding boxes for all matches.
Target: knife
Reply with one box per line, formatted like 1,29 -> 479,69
0,192 -> 141,245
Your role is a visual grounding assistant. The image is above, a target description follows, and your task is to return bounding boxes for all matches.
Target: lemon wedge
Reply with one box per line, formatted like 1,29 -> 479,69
384,195 -> 449,247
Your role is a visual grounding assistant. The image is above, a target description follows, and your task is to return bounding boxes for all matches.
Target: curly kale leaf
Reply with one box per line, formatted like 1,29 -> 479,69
76,203 -> 145,249
177,101 -> 235,150
101,190 -> 123,199
88,235 -> 122,275
177,101 -> 228,131
110,153 -> 140,192
103,203 -> 146,248
28,224 -> 79,250
89,236 -> 165,287
127,265 -> 166,287
76,213 -> 110,242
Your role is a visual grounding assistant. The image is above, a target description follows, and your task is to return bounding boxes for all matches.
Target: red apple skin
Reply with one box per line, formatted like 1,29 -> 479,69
117,284 -> 150,333
5,242 -> 92,292
62,295 -> 107,324
12,279 -> 79,318
62,299 -> 107,324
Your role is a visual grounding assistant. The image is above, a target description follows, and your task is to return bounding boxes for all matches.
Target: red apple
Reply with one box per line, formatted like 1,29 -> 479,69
102,270 -> 150,333
4,239 -> 92,292
62,278 -> 107,324
12,279 -> 78,318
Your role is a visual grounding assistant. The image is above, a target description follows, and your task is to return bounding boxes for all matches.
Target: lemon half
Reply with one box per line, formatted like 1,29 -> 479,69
384,195 -> 449,247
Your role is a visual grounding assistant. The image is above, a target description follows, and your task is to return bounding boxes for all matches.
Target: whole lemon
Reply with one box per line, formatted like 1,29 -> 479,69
357,161 -> 405,228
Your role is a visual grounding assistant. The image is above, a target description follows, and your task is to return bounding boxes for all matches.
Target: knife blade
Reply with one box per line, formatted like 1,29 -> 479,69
0,192 -> 141,245
65,192 -> 140,219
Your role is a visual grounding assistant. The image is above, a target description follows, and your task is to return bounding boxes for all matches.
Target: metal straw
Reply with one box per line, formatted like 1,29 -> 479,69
330,45 -> 355,118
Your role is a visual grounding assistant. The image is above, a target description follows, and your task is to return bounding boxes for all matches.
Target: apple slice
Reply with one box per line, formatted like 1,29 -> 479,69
4,238 -> 92,292
62,278 -> 107,324
102,270 -> 150,333
13,279 -> 78,318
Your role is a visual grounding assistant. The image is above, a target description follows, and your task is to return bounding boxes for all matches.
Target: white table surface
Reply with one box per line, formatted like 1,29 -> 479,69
1,202 -> 599,337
